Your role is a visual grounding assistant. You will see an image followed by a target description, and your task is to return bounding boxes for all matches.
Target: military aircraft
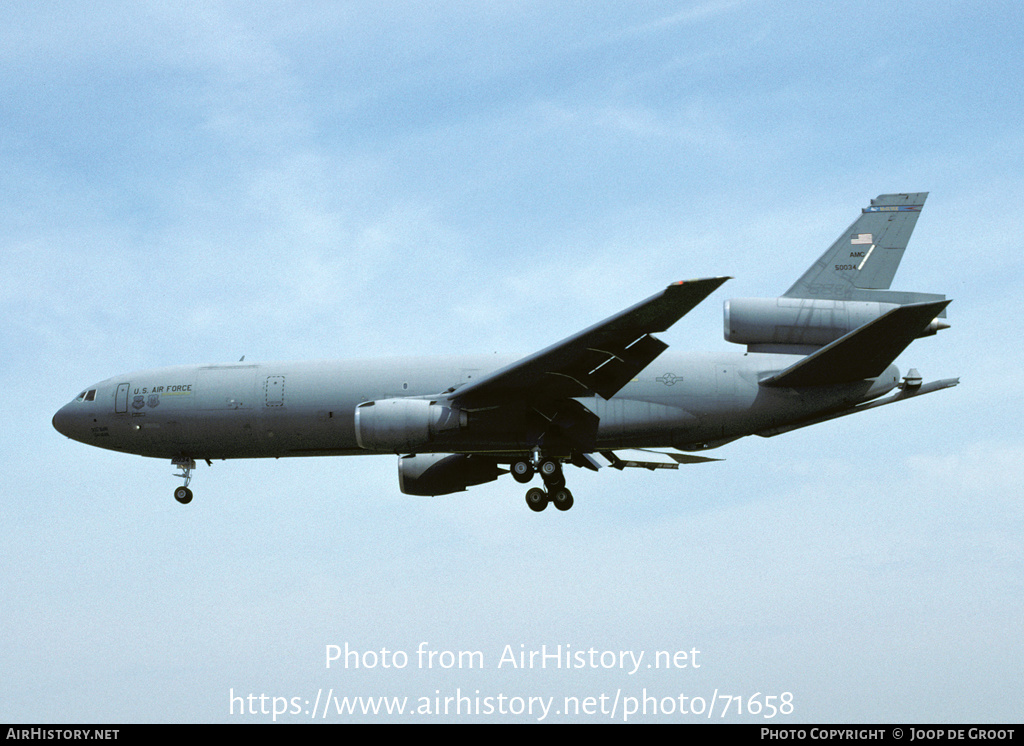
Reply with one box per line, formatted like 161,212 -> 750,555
53,192 -> 957,512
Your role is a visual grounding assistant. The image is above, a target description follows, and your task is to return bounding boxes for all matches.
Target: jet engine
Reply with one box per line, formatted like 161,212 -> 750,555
724,297 -> 947,351
354,398 -> 466,452
398,453 -> 505,496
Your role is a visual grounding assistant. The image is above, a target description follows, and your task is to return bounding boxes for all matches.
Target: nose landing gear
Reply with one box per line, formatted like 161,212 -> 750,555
172,457 -> 196,504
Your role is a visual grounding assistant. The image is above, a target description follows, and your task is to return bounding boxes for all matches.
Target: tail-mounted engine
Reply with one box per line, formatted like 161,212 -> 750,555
724,297 -> 948,352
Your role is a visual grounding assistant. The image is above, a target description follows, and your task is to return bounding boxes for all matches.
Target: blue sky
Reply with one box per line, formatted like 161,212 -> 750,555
2,1 -> 1021,723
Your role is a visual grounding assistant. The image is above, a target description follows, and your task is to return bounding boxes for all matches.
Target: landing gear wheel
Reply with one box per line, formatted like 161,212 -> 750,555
171,457 -> 196,505
551,487 -> 574,511
525,487 -> 548,512
511,460 -> 534,484
538,458 -> 564,487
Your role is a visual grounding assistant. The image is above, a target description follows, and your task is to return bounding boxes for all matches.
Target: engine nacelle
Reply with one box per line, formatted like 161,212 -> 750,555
398,453 -> 505,496
725,297 -> 914,351
354,398 -> 465,452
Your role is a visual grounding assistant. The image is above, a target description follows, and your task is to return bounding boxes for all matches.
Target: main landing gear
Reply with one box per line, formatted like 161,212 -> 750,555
512,456 -> 574,513
172,456 -> 196,504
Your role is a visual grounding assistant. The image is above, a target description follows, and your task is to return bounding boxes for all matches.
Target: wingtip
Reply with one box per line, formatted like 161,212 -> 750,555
669,276 -> 732,288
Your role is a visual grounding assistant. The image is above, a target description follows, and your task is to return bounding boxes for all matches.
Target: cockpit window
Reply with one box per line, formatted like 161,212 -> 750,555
76,390 -> 97,402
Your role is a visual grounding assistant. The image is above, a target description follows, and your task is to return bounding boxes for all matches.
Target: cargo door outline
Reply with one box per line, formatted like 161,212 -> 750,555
115,383 -> 130,414
264,376 -> 285,407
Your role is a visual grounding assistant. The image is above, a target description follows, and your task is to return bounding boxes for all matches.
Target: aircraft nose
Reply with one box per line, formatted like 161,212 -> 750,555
52,403 -> 77,439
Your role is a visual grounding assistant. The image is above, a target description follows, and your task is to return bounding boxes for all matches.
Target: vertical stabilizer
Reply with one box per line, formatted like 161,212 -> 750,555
785,193 -> 928,300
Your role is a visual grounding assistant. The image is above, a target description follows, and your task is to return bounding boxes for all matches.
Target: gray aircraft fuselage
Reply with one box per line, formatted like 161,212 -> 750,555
52,351 -> 898,461
51,193 -> 958,510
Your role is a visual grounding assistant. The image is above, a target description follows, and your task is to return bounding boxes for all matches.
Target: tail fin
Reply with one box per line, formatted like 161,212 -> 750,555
785,193 -> 941,304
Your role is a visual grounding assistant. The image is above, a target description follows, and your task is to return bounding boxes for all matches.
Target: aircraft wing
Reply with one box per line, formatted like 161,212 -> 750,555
448,277 -> 729,409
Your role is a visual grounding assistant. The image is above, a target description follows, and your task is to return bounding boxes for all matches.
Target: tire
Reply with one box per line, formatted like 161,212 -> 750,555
551,487 -> 574,511
525,487 -> 548,512
511,460 -> 534,484
539,458 -> 564,487
539,459 -> 559,478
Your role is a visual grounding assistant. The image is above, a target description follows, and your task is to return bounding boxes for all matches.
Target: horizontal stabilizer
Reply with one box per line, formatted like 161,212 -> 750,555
756,375 -> 960,437
761,299 -> 951,387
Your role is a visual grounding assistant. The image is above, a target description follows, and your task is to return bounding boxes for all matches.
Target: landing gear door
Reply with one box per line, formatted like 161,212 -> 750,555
115,382 -> 130,414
